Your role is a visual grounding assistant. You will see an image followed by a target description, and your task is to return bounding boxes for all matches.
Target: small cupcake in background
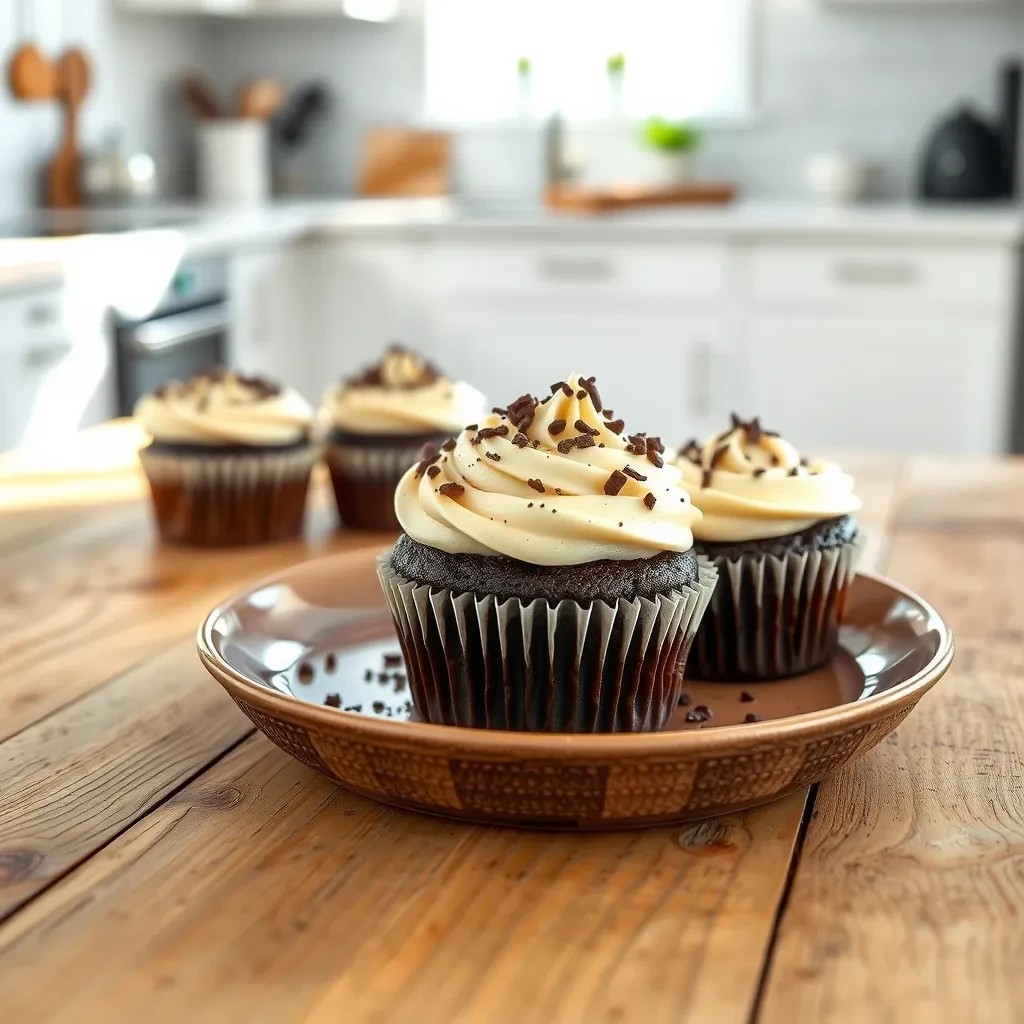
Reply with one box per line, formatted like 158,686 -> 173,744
676,415 -> 863,681
378,373 -> 718,733
322,345 -> 487,531
135,369 -> 317,547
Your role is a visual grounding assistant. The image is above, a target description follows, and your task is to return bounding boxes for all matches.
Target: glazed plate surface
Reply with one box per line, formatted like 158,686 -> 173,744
198,548 -> 953,829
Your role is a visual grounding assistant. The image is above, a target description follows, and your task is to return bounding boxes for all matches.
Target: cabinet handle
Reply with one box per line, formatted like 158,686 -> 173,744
23,341 -> 73,368
25,302 -> 60,326
831,259 -> 919,286
690,343 -> 712,417
537,255 -> 615,282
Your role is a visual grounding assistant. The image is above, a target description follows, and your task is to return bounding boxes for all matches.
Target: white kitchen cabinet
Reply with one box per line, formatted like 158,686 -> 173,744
437,307 -> 741,444
0,284 -> 78,451
116,0 -> 394,18
228,245 -> 320,400
745,314 -> 1010,454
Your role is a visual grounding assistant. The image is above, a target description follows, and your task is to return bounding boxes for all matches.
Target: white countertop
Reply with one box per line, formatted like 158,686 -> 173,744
3,197 -> 1023,292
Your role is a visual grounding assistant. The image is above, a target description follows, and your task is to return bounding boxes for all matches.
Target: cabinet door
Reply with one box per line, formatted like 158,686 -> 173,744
746,315 -> 1009,454
439,308 -> 740,443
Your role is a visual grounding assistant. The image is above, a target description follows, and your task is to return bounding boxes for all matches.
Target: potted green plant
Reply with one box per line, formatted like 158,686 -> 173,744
606,53 -> 625,116
641,116 -> 702,184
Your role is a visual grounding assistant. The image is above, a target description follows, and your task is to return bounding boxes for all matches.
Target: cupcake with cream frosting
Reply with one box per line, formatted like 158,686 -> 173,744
322,345 -> 487,530
378,373 -> 718,732
136,369 -> 316,546
676,414 -> 862,680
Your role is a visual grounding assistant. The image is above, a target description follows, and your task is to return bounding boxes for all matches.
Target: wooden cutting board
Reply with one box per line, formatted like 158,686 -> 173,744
357,128 -> 452,197
547,181 -> 737,213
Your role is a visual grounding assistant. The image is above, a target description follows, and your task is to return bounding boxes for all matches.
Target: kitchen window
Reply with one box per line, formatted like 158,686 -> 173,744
423,0 -> 753,123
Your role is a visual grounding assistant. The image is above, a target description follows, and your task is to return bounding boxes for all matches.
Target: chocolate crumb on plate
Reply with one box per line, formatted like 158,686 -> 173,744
324,653 -> 337,673
372,700 -> 386,714
679,692 -> 692,707
739,691 -> 755,703
324,693 -> 342,708
383,653 -> 403,669
297,661 -> 315,684
753,467 -> 767,478
744,713 -> 764,724
364,668 -> 373,682
686,705 -> 712,723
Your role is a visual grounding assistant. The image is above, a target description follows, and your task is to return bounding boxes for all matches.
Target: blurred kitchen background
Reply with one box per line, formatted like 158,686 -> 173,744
3,0 -> 1024,456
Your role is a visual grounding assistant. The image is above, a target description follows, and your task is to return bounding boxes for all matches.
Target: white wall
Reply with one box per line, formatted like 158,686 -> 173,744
203,0 -> 1024,199
0,0 -> 213,213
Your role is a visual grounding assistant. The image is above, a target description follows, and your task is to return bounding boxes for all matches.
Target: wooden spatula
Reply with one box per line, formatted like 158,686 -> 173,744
48,48 -> 91,207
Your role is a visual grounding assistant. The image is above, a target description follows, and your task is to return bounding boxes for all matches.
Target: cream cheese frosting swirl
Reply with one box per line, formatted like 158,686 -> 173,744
395,374 -> 702,565
675,415 -> 861,543
326,345 -> 486,436
135,370 -> 314,447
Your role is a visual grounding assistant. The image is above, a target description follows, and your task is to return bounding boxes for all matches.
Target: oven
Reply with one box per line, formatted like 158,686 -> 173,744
115,255 -> 230,414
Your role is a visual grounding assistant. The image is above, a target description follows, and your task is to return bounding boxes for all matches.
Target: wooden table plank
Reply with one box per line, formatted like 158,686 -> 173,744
0,641 -> 253,923
0,734 -> 809,1024
760,457 -> 1024,1023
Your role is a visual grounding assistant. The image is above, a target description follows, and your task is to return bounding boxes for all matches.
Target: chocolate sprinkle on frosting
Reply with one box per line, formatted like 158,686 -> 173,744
345,343 -> 440,389
701,468 -> 713,488
550,381 -> 573,397
512,432 -> 530,448
485,451 -> 501,462
473,424 -> 509,442
427,465 -> 440,478
605,418 -> 625,436
438,482 -> 465,498
753,467 -> 767,478
576,389 -> 587,399
604,470 -> 628,496
415,445 -> 441,476
622,466 -> 647,481
574,419 -> 599,436
643,492 -> 657,510
441,438 -> 456,452
647,450 -> 664,469
789,466 -> 800,477
581,376 -> 603,412
506,393 -> 538,431
527,478 -> 545,493
548,419 -> 567,436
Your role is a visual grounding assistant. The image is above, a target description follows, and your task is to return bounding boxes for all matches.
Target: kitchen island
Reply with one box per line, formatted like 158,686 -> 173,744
0,423 -> 1020,1022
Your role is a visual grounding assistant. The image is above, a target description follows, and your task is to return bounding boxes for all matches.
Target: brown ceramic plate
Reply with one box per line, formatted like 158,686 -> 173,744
198,548 -> 953,829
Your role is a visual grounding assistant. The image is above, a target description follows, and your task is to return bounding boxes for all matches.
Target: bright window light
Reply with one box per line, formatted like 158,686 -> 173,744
424,0 -> 752,122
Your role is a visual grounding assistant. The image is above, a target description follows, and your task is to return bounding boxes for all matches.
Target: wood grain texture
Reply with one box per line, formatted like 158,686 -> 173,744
0,734 -> 808,1024
760,458 -> 1024,1023
0,641 -> 252,922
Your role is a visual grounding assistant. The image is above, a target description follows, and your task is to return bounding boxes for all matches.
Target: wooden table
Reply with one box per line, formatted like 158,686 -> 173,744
1,426 -> 1020,1023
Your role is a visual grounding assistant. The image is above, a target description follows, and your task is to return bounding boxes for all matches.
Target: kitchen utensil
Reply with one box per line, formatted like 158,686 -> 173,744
197,119 -> 270,204
7,0 -> 58,100
236,77 -> 284,120
181,73 -> 221,121
804,152 -> 872,205
198,548 -> 953,830
81,131 -> 159,205
546,181 -> 737,213
48,47 -> 91,208
276,82 -> 331,149
357,128 -> 452,197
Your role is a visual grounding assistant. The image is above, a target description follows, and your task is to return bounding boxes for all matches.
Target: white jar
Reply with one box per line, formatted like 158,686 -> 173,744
196,119 -> 270,205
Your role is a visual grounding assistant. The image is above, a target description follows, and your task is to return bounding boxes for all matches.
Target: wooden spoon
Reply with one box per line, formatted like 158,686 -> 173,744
48,48 -> 91,207
236,78 -> 284,120
8,42 -> 58,100
182,74 -> 221,120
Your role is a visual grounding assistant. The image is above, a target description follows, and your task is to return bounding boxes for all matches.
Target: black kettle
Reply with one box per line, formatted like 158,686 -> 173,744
918,63 -> 1020,201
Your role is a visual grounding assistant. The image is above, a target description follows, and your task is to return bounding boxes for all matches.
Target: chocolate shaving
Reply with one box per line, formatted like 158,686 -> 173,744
527,478 -> 545,493
711,444 -> 730,468
427,465 -> 440,478
324,693 -> 342,708
550,381 -> 573,397
679,440 -> 702,464
622,466 -> 647,481
507,393 -> 538,431
752,467 -> 766,478
576,434 -> 595,450
576,389 -> 587,399
297,662 -> 314,684
512,432 -> 530,448
746,417 -> 762,444
646,450 -> 664,469
574,419 -> 599,437
730,412 -> 743,429
701,468 -> 713,488
646,436 -> 665,454
788,466 -> 800,477
438,482 -> 465,498
441,439 -> 456,452
415,444 -> 441,476
548,419 -> 567,436
604,470 -> 628,496
485,452 -> 501,462
345,343 -> 440,390
581,376 -> 603,412
605,419 -> 625,436
643,492 -> 656,510
764,430 -> 780,438
474,424 -> 509,443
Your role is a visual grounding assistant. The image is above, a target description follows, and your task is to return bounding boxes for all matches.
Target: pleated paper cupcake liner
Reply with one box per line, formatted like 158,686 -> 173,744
139,444 -> 317,547
326,437 -> 449,531
378,554 -> 718,733
690,533 -> 866,682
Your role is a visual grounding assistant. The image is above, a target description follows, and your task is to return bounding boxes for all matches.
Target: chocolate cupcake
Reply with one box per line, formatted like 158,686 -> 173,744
378,374 -> 718,733
135,369 -> 316,546
676,415 -> 863,681
322,345 -> 486,531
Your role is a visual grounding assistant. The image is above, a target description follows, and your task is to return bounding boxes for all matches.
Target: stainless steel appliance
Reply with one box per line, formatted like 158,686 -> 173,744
114,255 -> 229,414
